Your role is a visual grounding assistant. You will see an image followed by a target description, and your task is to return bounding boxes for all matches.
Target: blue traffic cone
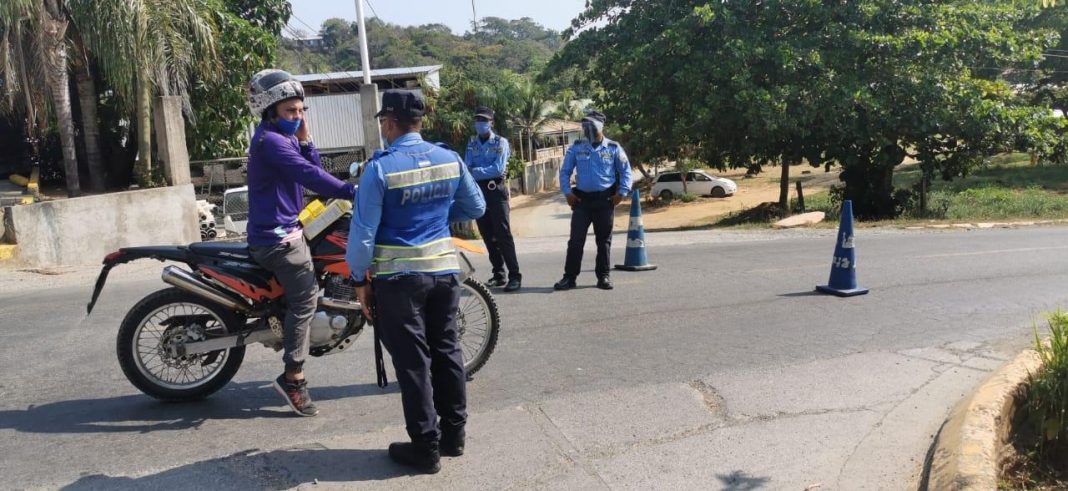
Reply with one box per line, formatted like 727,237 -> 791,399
615,188 -> 657,272
816,200 -> 869,297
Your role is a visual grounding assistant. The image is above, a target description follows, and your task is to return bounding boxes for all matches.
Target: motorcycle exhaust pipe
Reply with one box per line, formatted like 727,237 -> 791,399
162,266 -> 251,313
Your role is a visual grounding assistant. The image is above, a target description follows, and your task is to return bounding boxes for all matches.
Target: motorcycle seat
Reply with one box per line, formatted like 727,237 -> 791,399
188,241 -> 251,260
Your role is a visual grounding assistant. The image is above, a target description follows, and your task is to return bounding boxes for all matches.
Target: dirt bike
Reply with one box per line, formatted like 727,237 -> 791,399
86,200 -> 500,402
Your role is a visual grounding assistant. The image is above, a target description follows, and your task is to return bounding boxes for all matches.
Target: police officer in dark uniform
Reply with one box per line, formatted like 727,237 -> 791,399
464,106 -> 521,292
346,90 -> 486,474
554,111 -> 633,291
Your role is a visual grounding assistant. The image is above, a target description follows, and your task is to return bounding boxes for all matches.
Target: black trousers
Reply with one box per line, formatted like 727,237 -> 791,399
475,180 -> 521,280
564,191 -> 615,279
374,274 -> 466,443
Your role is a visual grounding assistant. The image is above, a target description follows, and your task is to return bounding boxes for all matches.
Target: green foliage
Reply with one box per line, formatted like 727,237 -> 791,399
679,193 -> 698,203
546,0 -> 1063,220
1026,311 -> 1068,456
185,0 -> 286,160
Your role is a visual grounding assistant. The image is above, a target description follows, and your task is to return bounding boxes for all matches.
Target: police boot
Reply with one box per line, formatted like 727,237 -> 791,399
597,276 -> 614,290
388,440 -> 441,474
440,426 -> 465,457
486,274 -> 507,287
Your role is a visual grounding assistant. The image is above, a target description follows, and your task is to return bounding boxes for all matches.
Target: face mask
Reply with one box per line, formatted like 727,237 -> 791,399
582,121 -> 603,142
474,121 -> 492,136
276,118 -> 301,136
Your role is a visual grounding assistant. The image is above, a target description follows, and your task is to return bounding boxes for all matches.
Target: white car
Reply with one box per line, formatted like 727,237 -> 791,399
650,170 -> 737,200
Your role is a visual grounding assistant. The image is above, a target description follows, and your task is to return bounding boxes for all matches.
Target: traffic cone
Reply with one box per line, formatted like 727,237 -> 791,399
615,188 -> 657,272
816,200 -> 869,297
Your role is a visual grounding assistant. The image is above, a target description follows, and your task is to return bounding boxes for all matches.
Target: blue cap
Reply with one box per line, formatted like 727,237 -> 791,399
376,89 -> 427,119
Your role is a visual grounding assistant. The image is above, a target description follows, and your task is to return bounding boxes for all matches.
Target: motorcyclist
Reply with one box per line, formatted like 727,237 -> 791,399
245,69 -> 356,417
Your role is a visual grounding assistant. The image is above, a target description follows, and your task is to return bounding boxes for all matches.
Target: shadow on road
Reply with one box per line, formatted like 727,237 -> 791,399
778,290 -> 823,298
0,381 -> 395,434
716,470 -> 772,490
62,445 -> 415,490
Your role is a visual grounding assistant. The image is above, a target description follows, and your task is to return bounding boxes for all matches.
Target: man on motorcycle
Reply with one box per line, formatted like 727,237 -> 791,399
245,69 -> 356,417
346,89 -> 485,473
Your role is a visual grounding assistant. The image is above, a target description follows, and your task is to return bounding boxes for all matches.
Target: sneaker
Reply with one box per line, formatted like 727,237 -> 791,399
441,427 -> 465,457
273,374 -> 319,417
503,278 -> 522,292
553,276 -> 577,291
597,277 -> 614,290
486,274 -> 507,287
388,441 -> 441,474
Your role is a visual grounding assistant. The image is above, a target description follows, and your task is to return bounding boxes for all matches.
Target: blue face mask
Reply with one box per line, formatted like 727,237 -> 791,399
474,121 -> 492,136
276,118 -> 301,136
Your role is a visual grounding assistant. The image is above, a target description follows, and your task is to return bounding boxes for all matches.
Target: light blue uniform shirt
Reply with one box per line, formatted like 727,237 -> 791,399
464,132 -> 510,181
559,137 -> 633,197
346,132 -> 485,279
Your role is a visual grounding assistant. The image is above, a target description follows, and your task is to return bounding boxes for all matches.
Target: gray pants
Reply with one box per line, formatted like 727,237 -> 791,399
250,239 -> 318,372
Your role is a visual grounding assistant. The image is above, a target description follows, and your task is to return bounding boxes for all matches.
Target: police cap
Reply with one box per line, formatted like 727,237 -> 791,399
474,106 -> 495,121
376,89 -> 427,119
582,111 -> 606,124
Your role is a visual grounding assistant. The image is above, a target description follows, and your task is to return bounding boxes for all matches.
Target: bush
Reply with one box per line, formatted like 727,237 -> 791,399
679,193 -> 698,203
1025,311 -> 1068,457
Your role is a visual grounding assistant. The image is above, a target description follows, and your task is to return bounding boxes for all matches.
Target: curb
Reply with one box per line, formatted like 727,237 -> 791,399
925,350 -> 1042,490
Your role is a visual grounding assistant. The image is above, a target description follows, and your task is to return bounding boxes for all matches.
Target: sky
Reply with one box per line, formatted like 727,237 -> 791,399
285,0 -> 588,38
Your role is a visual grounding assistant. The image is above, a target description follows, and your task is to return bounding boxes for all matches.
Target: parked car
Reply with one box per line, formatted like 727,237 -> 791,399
650,170 -> 737,200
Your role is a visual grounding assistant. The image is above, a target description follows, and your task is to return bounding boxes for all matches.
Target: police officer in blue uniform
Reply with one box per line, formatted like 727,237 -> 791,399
465,106 -> 521,292
554,111 -> 633,291
346,90 -> 486,474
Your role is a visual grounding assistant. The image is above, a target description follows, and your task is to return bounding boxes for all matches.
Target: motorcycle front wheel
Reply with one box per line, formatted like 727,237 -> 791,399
457,277 -> 500,377
117,287 -> 245,401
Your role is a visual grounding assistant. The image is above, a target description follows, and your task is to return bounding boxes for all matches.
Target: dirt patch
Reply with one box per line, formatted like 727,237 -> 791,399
614,167 -> 840,231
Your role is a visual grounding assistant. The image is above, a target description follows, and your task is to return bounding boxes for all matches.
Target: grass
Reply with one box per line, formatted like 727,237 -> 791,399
1001,312 -> 1068,490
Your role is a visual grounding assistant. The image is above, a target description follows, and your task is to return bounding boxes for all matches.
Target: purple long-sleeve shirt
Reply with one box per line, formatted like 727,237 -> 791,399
246,122 -> 356,246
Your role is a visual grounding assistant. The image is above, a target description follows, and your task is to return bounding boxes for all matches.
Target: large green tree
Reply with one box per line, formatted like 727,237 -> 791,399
185,0 -> 289,160
548,0 -> 1061,219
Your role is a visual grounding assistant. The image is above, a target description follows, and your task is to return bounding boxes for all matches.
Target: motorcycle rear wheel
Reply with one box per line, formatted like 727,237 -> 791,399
117,288 -> 246,401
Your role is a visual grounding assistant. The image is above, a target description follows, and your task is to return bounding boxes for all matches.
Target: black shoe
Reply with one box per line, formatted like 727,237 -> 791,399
486,275 -> 507,287
388,441 -> 441,474
597,277 -> 614,290
440,427 -> 465,457
504,278 -> 521,292
554,276 -> 577,291
273,374 -> 319,417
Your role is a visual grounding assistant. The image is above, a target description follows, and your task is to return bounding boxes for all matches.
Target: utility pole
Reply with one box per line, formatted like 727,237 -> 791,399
471,0 -> 477,31
355,0 -> 382,157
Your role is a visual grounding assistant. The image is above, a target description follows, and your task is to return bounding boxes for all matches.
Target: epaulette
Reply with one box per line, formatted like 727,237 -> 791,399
371,148 -> 394,160
435,142 -> 454,151
607,141 -> 619,148
572,139 -> 588,146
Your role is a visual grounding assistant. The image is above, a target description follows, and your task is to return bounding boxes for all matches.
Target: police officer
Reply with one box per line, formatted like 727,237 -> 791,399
464,106 -> 521,292
346,90 -> 486,474
554,111 -> 632,291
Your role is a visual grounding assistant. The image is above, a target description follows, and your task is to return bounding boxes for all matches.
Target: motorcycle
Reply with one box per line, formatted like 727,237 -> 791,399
86,199 -> 500,402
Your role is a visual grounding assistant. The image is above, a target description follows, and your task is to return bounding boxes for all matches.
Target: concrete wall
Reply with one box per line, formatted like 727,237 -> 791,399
8,185 -> 199,267
509,157 -> 563,195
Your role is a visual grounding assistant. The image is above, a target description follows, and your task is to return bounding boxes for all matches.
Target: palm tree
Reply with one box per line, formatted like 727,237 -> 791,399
507,78 -> 551,164
1,0 -> 82,196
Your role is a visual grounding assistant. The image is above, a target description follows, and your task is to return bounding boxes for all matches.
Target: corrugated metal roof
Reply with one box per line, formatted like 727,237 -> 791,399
294,65 -> 443,83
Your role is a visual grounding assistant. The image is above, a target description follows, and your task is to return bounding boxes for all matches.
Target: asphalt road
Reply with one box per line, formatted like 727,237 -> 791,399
2,226 -> 1066,490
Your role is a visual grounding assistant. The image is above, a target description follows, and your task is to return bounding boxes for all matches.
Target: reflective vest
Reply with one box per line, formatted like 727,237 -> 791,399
370,136 -> 463,277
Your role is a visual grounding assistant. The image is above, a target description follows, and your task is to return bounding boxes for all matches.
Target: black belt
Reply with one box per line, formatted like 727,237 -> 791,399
477,178 -> 505,191
573,188 -> 616,199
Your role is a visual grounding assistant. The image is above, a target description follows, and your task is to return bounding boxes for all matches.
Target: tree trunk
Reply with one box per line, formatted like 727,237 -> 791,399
39,3 -> 81,197
135,69 -> 153,186
74,58 -> 106,192
778,161 -> 791,218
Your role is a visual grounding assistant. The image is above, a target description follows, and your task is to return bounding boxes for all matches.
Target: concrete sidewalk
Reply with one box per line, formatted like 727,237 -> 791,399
65,343 -> 1012,490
